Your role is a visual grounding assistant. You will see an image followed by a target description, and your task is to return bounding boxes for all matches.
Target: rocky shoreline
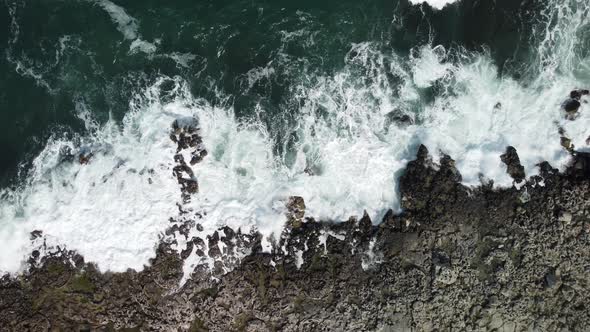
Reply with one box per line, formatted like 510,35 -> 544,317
2,145 -> 590,331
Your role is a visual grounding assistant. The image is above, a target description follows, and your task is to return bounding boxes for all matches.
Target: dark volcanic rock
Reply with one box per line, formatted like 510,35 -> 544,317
400,145 -> 465,219
567,151 -> 590,179
170,117 -> 207,202
563,99 -> 581,120
570,89 -> 589,100
563,99 -> 581,112
500,146 -> 526,182
2,146 -> 590,331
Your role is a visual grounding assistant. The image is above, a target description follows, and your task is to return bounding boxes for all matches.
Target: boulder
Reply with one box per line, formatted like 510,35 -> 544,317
500,146 -> 525,182
569,89 -> 589,100
562,99 -> 581,114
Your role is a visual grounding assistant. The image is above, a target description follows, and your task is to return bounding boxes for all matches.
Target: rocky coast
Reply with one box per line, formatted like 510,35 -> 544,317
2,143 -> 590,331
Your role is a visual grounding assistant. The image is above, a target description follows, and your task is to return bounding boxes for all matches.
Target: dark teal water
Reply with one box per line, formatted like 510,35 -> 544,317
0,0 -> 545,186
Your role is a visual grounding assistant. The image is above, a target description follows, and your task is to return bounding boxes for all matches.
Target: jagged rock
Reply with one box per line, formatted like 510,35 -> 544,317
171,117 -> 207,153
29,230 -> 43,240
170,117 -> 207,202
3,144 -> 590,331
563,98 -> 582,120
568,152 -> 590,178
570,89 -> 589,100
416,144 -> 430,162
500,146 -> 526,182
537,161 -> 558,178
286,196 -> 305,219
358,211 -> 373,238
381,209 -> 402,231
285,196 -> 306,229
400,145 -> 464,217
561,136 -> 574,152
207,232 -> 222,258
190,148 -> 208,165
173,163 -> 199,197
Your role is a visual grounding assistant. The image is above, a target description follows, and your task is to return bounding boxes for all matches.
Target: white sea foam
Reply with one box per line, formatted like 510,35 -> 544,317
409,0 -> 459,10
0,95 -> 181,273
1,0 -> 589,279
166,53 -> 199,69
411,45 -> 452,88
94,0 -> 158,54
412,51 -> 577,187
95,0 -> 139,40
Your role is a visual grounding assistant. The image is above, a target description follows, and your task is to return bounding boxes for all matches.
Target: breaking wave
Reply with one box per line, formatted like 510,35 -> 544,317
0,0 -> 589,279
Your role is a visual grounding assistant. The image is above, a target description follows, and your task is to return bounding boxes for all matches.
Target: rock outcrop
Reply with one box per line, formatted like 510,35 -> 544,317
2,146 -> 590,331
500,146 -> 526,182
563,89 -> 589,120
170,117 -> 207,202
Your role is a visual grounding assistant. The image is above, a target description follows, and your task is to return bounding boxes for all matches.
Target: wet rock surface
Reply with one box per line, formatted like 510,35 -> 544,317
563,89 -> 589,120
500,146 -> 526,182
3,147 -> 590,331
170,117 -> 207,202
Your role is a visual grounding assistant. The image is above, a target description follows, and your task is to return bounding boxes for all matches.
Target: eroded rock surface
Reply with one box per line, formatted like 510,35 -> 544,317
2,147 -> 590,331
170,117 -> 207,202
500,146 -> 526,182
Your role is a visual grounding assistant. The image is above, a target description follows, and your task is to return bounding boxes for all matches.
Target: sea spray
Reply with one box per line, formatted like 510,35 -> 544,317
0,0 -> 589,282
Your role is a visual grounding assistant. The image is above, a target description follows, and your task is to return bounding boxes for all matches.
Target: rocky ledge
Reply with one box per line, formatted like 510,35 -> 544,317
2,146 -> 590,331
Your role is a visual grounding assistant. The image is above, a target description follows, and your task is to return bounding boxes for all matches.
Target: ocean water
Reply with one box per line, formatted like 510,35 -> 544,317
0,0 -> 589,277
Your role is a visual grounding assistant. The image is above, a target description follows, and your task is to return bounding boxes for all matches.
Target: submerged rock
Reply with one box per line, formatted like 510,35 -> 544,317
78,146 -> 94,165
73,143 -> 112,165
561,136 -> 574,152
171,116 -> 200,133
58,146 -> 75,163
384,109 -> 415,128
